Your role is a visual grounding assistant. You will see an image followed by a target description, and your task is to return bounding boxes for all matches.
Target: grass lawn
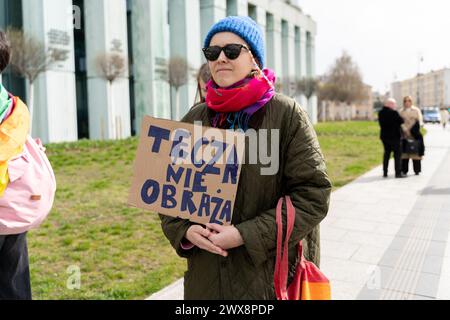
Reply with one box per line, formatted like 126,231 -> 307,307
315,121 -> 383,188
28,120 -> 383,299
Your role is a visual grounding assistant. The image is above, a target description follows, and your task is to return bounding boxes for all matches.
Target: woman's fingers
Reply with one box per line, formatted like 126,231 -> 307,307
198,227 -> 211,238
206,223 -> 225,233
196,235 -> 228,257
190,226 -> 228,257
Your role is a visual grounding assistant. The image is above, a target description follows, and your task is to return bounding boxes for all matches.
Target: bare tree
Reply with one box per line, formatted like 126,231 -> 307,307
6,28 -> 69,132
318,51 -> 368,105
296,77 -> 319,106
275,81 -> 283,94
96,52 -> 127,139
167,56 -> 189,120
96,52 -> 126,83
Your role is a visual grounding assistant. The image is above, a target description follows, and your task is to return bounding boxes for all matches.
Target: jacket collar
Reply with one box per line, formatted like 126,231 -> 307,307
0,97 -> 30,162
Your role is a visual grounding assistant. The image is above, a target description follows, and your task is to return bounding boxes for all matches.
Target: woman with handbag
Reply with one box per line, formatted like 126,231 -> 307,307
399,96 -> 425,175
159,16 -> 332,300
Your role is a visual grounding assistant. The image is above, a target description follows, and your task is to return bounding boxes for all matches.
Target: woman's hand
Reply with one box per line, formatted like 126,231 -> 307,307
206,223 -> 244,250
185,225 -> 228,257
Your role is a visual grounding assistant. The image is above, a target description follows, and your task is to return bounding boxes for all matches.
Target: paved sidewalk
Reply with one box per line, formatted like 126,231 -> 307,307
149,124 -> 450,300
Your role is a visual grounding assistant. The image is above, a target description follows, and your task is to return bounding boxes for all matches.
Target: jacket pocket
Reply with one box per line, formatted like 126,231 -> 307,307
8,150 -> 30,183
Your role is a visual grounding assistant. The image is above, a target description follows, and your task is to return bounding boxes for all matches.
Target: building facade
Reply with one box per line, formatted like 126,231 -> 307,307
1,0 -> 317,143
391,68 -> 450,110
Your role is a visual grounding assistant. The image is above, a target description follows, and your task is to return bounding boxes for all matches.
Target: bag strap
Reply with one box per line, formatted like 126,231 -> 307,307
274,198 -> 283,299
274,196 -> 296,300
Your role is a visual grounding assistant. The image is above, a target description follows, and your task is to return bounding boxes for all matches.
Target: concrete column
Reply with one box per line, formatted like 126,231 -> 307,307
200,0 -> 226,45
21,0 -> 78,143
287,23 -> 298,96
265,13 -> 274,70
130,0 -> 171,134
255,6 -> 266,49
294,26 -> 301,77
84,0 -> 131,140
294,25 -> 302,102
266,15 -> 282,88
226,0 -> 248,16
169,0 -> 201,120
298,28 -> 308,109
282,22 -> 295,97
307,32 -> 318,124
310,35 -> 316,77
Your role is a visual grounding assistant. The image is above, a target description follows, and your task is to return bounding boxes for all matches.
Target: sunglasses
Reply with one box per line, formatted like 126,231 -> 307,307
202,44 -> 250,61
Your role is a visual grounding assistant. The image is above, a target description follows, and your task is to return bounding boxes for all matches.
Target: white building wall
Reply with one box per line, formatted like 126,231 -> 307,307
5,0 -> 319,141
226,0 -> 248,16
22,0 -> 78,143
169,0 -> 202,120
84,0 -> 131,140
308,33 -> 318,123
298,28 -> 308,109
131,0 -> 171,134
200,0 -> 227,47
445,69 -> 450,107
272,16 -> 283,83
287,23 -> 296,96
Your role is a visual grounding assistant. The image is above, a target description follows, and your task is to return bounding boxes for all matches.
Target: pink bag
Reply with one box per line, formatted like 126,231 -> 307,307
0,136 -> 56,235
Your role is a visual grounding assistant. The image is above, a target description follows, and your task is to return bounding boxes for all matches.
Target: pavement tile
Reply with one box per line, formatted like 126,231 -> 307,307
373,223 -> 402,236
437,274 -> 450,300
340,231 -> 394,248
329,280 -> 365,300
320,226 -> 348,241
351,245 -> 387,265
431,228 -> 450,242
321,240 -> 360,260
445,241 -> 450,258
421,255 -> 444,275
414,272 -> 441,298
426,240 -> 448,257
320,256 -> 374,284
333,218 -> 379,232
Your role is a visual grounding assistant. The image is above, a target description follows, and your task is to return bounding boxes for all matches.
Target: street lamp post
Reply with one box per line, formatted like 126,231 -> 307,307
417,55 -> 424,109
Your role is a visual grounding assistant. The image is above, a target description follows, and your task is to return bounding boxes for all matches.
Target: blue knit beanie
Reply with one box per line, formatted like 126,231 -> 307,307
203,16 -> 265,68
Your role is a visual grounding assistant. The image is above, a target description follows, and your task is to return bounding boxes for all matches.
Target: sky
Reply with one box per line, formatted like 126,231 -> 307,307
298,0 -> 450,93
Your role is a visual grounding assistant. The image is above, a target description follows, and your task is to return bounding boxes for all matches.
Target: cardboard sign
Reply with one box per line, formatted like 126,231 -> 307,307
128,116 -> 245,226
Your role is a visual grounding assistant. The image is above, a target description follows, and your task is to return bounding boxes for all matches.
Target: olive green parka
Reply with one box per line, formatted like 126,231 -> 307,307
160,93 -> 332,300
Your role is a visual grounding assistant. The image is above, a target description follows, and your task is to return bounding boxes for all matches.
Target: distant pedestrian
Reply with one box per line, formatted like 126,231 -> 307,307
399,96 -> 425,176
192,63 -> 211,107
440,107 -> 449,129
378,98 -> 405,178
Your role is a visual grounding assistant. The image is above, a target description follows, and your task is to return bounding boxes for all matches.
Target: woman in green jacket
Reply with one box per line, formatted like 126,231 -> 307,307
160,16 -> 332,300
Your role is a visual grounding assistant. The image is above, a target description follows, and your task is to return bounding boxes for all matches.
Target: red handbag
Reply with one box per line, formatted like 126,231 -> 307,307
274,196 -> 331,300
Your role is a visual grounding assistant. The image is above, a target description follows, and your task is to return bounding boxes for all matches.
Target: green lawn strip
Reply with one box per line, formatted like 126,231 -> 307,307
28,121 -> 385,299
315,121 -> 382,189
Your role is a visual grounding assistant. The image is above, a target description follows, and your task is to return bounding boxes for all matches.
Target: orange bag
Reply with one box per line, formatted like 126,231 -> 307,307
274,196 -> 331,300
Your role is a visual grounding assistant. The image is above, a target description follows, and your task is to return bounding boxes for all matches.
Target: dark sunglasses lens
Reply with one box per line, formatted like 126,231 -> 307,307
204,46 -> 221,61
223,44 -> 242,60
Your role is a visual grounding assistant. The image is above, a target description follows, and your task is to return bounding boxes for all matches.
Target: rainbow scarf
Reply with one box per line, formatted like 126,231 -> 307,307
0,94 -> 30,197
0,84 -> 13,123
206,69 -> 276,131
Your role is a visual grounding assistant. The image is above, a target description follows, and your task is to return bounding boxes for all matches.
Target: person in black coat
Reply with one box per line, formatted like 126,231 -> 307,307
378,98 -> 406,178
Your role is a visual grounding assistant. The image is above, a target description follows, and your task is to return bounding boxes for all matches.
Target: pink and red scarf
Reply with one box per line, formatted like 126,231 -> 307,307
205,69 -> 276,130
